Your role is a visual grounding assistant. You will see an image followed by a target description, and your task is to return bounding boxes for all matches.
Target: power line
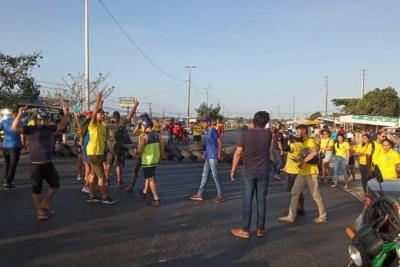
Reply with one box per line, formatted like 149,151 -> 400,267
97,0 -> 186,82
140,81 -> 187,100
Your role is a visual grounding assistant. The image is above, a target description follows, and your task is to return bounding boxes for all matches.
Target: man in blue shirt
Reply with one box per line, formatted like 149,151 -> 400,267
0,108 -> 25,190
190,117 -> 224,202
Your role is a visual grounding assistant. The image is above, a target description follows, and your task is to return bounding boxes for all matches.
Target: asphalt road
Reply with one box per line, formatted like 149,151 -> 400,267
0,130 -> 362,267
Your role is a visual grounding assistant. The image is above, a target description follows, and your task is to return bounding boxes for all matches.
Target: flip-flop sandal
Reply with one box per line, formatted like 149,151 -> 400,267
42,207 -> 56,215
37,214 -> 48,221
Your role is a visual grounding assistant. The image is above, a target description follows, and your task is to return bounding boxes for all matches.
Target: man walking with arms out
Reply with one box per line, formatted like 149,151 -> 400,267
230,111 -> 272,238
279,124 -> 327,224
190,117 -> 224,202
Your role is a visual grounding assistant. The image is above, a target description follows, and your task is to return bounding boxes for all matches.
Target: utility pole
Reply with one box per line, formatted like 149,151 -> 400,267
324,75 -> 329,116
162,108 -> 165,120
204,86 -> 210,107
185,66 -> 196,126
84,0 -> 90,111
361,69 -> 367,98
292,96 -> 296,121
148,102 -> 152,117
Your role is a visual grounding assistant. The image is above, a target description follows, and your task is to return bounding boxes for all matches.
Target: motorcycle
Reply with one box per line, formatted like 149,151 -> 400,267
346,175 -> 400,267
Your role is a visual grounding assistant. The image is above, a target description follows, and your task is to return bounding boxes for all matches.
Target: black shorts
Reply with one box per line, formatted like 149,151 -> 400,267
285,173 -> 298,192
143,166 -> 156,179
30,162 -> 60,194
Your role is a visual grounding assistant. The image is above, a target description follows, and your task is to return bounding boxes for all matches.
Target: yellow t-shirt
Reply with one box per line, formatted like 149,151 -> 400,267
355,143 -> 372,166
192,125 -> 203,136
152,123 -> 161,132
372,141 -> 383,164
299,137 -> 319,176
87,121 -> 106,156
285,142 -> 303,174
320,137 -> 334,152
335,141 -> 350,159
373,149 -> 400,180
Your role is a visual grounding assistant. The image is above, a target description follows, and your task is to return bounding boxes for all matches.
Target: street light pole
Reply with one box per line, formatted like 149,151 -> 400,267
185,66 -> 196,126
84,0 -> 90,111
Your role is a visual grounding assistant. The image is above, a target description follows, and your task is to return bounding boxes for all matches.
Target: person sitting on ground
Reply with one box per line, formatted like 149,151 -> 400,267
11,105 -> 69,221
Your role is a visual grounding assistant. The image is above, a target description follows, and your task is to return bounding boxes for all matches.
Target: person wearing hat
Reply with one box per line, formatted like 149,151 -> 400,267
136,114 -> 164,206
11,104 -> 69,221
86,92 -> 116,204
104,100 -> 139,186
190,116 -> 224,202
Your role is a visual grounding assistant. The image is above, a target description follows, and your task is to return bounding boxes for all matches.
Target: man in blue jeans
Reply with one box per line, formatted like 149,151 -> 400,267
230,111 -> 272,238
0,108 -> 25,190
190,117 -> 224,202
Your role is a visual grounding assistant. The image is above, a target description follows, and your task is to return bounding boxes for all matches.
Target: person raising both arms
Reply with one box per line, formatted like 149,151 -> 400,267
86,92 -> 116,204
11,104 -> 69,221
104,100 -> 139,186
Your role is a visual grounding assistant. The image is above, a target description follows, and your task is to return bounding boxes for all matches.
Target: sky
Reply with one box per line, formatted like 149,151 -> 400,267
1,0 -> 400,118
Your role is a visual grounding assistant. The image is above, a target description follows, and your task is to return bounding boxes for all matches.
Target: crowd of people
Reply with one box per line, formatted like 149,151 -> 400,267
1,102 -> 400,240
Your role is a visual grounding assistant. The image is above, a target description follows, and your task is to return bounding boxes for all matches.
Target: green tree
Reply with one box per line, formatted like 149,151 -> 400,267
332,87 -> 400,117
0,51 -> 41,108
356,87 -> 400,117
309,111 -> 322,120
195,102 -> 223,121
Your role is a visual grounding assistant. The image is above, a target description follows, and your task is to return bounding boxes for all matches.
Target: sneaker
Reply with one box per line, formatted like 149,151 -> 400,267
231,228 -> 250,239
190,194 -> 203,201
214,196 -> 225,203
86,196 -> 101,203
152,199 -> 160,206
102,196 -> 117,204
81,186 -> 89,194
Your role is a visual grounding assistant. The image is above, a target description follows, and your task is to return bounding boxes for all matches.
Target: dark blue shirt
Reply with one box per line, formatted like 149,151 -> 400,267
0,118 -> 23,148
205,127 -> 219,159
